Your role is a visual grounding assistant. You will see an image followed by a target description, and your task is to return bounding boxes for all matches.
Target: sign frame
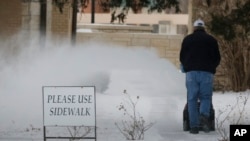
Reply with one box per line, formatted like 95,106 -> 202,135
42,86 -> 97,141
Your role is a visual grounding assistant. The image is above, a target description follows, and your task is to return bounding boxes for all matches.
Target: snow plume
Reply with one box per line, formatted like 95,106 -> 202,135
0,36 -> 186,135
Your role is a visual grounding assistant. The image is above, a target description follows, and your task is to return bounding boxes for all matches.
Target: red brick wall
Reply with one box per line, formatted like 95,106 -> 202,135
0,0 -> 22,39
83,1 -> 109,13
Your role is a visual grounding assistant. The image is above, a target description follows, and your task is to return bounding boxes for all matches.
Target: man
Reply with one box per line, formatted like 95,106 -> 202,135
180,19 -> 221,134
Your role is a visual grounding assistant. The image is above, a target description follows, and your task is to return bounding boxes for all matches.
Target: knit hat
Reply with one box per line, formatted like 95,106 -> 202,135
193,19 -> 205,27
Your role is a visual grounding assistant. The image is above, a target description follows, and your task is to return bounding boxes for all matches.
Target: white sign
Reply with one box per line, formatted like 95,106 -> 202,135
43,86 -> 96,126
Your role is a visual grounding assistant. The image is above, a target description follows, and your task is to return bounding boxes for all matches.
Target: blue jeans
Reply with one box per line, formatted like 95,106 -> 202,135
186,71 -> 214,128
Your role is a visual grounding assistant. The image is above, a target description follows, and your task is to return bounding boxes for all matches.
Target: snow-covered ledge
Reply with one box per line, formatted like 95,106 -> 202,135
77,23 -> 153,33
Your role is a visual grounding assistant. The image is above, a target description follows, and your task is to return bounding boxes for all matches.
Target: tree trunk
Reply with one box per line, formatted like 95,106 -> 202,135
188,0 -> 193,34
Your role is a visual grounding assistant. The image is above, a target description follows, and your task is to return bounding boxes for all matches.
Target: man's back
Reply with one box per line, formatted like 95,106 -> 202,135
180,19 -> 221,134
180,29 -> 220,74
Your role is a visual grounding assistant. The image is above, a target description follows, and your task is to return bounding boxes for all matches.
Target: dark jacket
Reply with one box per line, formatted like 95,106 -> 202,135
180,29 -> 221,74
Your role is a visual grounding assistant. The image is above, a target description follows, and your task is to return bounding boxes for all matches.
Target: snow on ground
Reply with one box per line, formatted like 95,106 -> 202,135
0,41 -> 249,141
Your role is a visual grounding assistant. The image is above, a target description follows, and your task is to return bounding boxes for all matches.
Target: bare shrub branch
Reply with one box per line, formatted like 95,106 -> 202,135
216,93 -> 249,141
115,90 -> 155,140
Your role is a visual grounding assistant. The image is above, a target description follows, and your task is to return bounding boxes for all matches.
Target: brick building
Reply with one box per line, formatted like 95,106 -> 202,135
0,0 -> 227,90
0,0 -> 22,39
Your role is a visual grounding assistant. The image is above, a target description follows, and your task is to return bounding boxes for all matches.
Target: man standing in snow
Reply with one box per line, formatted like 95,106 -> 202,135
179,19 -> 221,134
